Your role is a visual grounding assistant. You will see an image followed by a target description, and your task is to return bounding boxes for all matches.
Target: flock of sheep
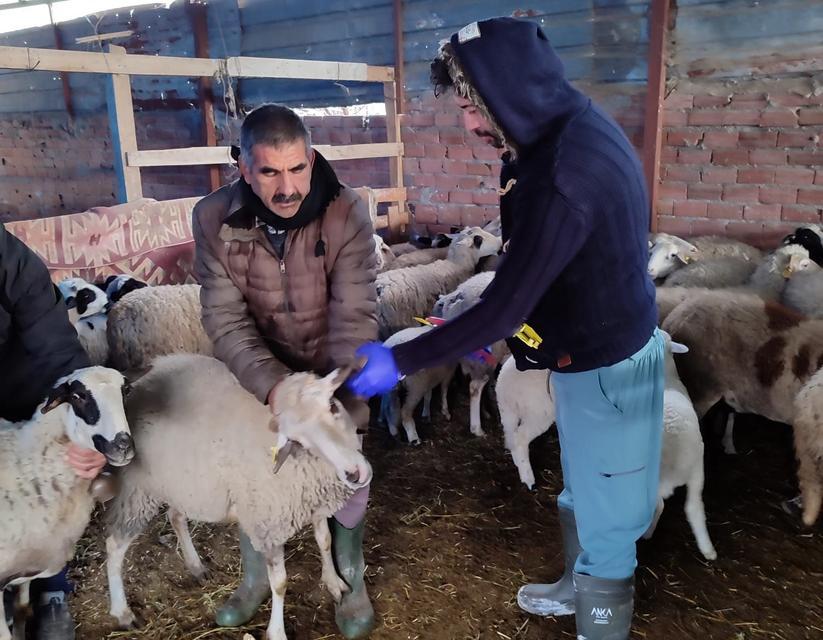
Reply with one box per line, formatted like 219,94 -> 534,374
3,218 -> 823,639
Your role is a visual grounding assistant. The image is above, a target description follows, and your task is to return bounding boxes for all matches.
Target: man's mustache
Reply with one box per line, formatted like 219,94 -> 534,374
272,193 -> 302,204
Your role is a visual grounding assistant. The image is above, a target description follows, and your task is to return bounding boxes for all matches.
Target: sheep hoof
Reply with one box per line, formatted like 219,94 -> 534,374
190,566 -> 211,586
409,438 -> 421,446
326,575 -> 350,603
701,547 -> 718,561
114,609 -> 139,629
470,428 -> 485,438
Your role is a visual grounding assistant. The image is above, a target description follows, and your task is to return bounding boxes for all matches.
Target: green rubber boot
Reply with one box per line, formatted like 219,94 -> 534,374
214,529 -> 270,627
573,573 -> 634,640
331,517 -> 376,639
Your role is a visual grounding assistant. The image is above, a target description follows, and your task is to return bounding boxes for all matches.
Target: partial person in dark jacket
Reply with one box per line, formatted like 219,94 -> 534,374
1,222 -> 107,640
349,18 -> 663,640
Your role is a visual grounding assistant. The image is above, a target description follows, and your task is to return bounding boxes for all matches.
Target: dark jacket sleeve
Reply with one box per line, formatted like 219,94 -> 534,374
0,224 -> 89,413
391,189 -> 591,376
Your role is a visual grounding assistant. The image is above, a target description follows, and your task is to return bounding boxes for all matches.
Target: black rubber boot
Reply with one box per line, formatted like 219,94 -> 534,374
214,529 -> 270,627
573,573 -> 634,640
331,517 -> 375,639
517,507 -> 580,616
34,592 -> 75,640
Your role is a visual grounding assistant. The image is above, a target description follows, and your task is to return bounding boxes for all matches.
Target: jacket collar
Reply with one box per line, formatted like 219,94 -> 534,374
218,180 -> 262,242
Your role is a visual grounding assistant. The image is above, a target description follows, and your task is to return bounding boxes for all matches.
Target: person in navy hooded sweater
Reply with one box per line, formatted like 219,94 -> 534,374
348,17 -> 664,640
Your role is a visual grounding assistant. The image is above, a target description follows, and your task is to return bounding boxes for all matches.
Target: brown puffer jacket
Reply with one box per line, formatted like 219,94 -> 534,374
193,179 -> 377,405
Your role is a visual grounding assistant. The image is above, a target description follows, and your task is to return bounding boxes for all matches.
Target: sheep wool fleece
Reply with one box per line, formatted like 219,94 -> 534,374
552,329 -> 665,580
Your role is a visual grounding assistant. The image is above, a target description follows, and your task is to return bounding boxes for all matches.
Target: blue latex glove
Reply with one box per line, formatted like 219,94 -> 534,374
347,342 -> 401,398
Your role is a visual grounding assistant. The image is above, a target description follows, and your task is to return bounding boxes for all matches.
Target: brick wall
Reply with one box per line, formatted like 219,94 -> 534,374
658,78 -> 823,248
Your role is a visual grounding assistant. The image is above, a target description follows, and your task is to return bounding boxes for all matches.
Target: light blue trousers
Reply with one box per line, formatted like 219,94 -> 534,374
552,329 -> 665,580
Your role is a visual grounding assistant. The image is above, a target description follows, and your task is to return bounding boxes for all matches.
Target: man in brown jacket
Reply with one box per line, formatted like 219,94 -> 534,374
193,104 -> 377,639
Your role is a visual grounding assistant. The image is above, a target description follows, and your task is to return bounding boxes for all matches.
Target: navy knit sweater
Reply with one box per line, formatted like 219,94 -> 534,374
393,17 -> 657,376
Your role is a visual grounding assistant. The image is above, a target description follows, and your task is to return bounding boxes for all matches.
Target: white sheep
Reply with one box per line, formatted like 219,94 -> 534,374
0,367 -> 134,640
57,277 -> 111,366
373,234 -> 395,272
375,228 -> 501,339
433,272 -> 507,436
662,256 -> 757,289
648,234 -> 762,280
782,261 -> 823,318
380,246 -> 449,272
745,244 -> 812,301
106,284 -> 212,371
495,335 -> 716,560
105,354 -> 372,640
381,325 -> 457,445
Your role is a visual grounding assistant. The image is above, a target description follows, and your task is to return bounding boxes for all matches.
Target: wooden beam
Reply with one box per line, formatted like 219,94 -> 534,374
126,143 -> 404,167
642,0 -> 670,234
226,56 -> 393,82
384,81 -> 406,241
75,30 -> 134,45
105,45 -> 142,202
392,0 -> 405,114
50,18 -> 74,119
187,1 -> 221,192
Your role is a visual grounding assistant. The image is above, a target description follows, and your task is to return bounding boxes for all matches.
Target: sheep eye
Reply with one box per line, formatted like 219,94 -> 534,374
122,384 -> 133,397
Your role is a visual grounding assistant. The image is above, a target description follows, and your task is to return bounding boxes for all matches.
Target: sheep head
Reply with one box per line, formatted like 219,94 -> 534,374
270,368 -> 372,490
447,227 -> 503,261
769,244 -> 812,279
647,235 -> 699,279
40,366 -> 135,467
58,277 -> 109,318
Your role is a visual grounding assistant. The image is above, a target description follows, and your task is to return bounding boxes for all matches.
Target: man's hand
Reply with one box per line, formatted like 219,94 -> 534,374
347,342 -> 401,398
66,443 -> 107,479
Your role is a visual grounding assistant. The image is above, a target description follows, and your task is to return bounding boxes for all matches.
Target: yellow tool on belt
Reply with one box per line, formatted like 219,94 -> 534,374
514,322 -> 542,349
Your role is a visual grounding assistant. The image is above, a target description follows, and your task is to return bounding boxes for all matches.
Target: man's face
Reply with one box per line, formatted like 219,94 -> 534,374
240,139 -> 314,218
454,95 -> 504,149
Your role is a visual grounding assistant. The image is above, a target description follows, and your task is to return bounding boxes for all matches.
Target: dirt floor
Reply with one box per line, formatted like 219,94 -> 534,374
61,385 -> 823,640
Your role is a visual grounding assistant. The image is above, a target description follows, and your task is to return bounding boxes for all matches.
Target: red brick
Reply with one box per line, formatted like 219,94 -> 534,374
782,205 -> 822,223
409,111 -> 435,127
798,109 -> 823,125
737,168 -> 775,184
779,132 -> 819,149
449,190 -> 474,204
455,176 -> 484,189
404,143 -> 425,157
656,199 -> 673,215
412,205 -> 438,224
687,110 -> 725,126
465,162 -> 493,176
412,173 -> 437,187
723,184 -> 760,202
701,167 -> 737,183
789,150 -> 823,165
693,95 -> 731,108
798,189 -> 823,205
738,130 -> 778,147
667,129 -> 702,147
657,216 -> 693,236
688,183 -> 722,200
664,93 -> 694,109
692,218 -> 731,236
679,148 -> 712,164
446,146 -> 473,160
744,203 -> 781,220
712,149 -> 749,166
424,143 -> 448,157
435,205 -> 463,226
707,202 -> 743,219
702,131 -> 738,148
774,167 -> 816,185
769,93 -> 812,108
439,127 -> 466,144
749,149 -> 788,165
419,158 -> 443,173
666,165 -> 702,181
673,200 -> 708,216
759,186 -> 798,205
661,146 -> 679,163
472,145 -> 501,161
726,220 -> 767,244
460,205 -> 487,227
663,110 -> 688,126
443,160 -> 468,174
732,93 -> 768,109
722,111 -> 761,125
434,112 -> 459,127
817,171 -> 823,186
473,190 -> 499,205
758,110 -> 799,127
404,129 -> 439,144
660,182 -> 687,199
402,158 -> 419,174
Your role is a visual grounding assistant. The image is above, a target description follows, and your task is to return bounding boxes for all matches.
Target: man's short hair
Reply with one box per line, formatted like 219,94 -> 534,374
240,104 -> 311,164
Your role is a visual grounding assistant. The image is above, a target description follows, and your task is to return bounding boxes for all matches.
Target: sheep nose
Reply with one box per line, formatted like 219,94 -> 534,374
114,432 -> 135,456
346,469 -> 361,485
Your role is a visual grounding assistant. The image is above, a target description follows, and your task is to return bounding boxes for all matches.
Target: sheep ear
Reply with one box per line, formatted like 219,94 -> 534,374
272,439 -> 297,474
472,234 -> 483,248
670,340 -> 689,354
41,382 -> 71,414
325,366 -> 355,391
125,365 -> 152,386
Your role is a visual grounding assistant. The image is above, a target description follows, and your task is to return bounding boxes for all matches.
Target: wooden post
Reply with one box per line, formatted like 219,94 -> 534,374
392,0 -> 405,115
642,0 -> 670,234
50,21 -> 74,119
187,0 -> 221,192
105,44 -> 142,201
383,80 -> 406,240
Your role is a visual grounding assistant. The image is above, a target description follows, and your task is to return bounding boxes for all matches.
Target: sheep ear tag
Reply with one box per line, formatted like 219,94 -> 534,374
670,341 -> 689,354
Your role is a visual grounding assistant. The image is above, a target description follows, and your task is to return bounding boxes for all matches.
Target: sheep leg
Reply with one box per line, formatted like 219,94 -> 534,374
386,391 -> 401,439
684,466 -> 717,560
439,381 -> 451,420
312,515 -> 348,603
0,592 -> 10,640
11,581 -> 31,640
722,412 -> 737,455
643,497 -> 665,540
265,546 -> 288,640
106,532 -> 141,628
421,390 -> 432,420
510,442 -> 536,490
401,386 -> 425,445
167,508 -> 209,583
468,375 -> 489,437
